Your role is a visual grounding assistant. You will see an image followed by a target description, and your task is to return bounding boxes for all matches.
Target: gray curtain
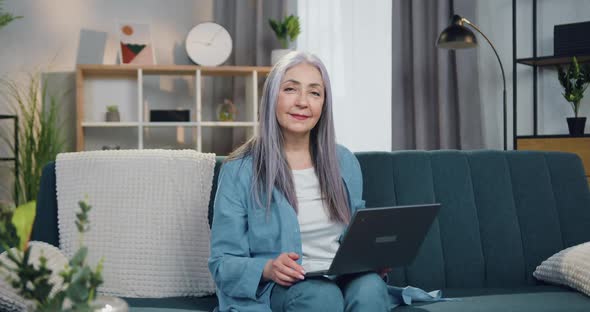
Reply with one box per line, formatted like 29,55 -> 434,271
202,0 -> 286,155
215,0 -> 286,66
391,0 -> 483,150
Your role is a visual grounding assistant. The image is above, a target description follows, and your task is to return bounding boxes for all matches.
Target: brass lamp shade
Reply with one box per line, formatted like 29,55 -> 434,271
437,15 -> 478,49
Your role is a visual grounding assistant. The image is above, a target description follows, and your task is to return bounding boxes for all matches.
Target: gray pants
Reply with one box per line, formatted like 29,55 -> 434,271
270,272 -> 391,312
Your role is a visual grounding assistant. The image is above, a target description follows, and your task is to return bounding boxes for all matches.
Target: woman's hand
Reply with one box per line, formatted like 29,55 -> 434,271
377,267 -> 392,279
262,252 -> 306,287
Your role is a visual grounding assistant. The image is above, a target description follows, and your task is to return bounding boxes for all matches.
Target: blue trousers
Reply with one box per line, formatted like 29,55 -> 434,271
270,272 -> 391,312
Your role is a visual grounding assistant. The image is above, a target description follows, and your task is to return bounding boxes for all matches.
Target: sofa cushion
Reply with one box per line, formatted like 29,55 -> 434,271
534,241 -> 590,297
55,150 -> 216,298
395,286 -> 590,312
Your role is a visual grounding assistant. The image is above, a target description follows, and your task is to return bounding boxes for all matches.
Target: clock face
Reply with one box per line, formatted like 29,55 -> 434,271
185,22 -> 233,66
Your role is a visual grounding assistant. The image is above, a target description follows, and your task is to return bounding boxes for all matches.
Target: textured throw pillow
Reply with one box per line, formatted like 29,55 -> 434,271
0,241 -> 69,311
56,150 -> 217,298
0,279 -> 28,312
533,241 -> 590,296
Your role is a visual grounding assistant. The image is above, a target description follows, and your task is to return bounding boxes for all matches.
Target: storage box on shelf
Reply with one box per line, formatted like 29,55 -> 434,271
76,64 -> 271,154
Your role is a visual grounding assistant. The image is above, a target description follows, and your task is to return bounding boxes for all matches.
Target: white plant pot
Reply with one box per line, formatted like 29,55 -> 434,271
271,49 -> 292,65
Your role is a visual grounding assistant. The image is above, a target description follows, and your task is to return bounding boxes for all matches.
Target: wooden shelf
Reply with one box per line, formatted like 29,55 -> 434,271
517,136 -> 590,184
76,64 -> 266,152
77,64 -> 272,76
516,54 -> 590,67
82,122 -> 140,127
142,122 -> 198,127
201,121 -> 257,127
517,134 -> 590,139
82,121 -> 259,127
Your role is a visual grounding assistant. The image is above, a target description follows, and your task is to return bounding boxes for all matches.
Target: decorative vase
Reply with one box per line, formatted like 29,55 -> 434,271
567,117 -> 586,136
106,111 -> 120,122
271,49 -> 292,65
217,99 -> 237,121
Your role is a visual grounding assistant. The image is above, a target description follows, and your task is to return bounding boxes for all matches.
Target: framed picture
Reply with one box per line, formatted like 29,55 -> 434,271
118,23 -> 156,65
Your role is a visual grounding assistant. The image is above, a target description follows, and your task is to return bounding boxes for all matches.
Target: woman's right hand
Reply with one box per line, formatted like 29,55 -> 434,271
262,252 -> 306,286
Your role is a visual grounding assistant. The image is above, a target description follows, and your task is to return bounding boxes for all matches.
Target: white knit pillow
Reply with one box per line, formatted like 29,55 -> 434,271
0,241 -> 68,311
533,242 -> 590,296
56,149 -> 216,298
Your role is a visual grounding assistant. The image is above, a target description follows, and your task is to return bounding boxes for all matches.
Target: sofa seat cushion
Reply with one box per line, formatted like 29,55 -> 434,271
395,286 -> 590,312
124,295 -> 217,312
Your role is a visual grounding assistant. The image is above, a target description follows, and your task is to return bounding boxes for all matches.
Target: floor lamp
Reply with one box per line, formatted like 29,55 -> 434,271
437,14 -> 507,150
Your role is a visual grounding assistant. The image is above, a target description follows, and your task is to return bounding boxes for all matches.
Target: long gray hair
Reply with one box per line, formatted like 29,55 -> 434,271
228,51 -> 351,224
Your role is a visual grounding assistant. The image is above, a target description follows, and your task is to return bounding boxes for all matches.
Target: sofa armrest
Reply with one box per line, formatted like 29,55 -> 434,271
31,161 -> 60,247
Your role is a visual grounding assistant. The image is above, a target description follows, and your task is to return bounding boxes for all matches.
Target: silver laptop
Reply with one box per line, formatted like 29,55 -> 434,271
305,203 -> 441,277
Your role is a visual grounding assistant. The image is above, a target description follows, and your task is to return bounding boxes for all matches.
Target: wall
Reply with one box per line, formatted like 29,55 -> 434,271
0,0 -> 214,203
474,0 -> 590,149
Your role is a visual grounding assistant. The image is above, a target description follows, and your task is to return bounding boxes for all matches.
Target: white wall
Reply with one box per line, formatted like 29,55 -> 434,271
297,0 -> 392,152
474,0 -> 590,149
0,0 -> 213,75
0,0 -> 214,202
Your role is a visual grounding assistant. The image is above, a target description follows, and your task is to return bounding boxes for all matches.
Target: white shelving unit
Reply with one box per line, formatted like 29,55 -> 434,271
76,64 -> 271,153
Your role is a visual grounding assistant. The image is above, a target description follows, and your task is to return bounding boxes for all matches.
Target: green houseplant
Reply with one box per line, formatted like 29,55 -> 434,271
0,199 -> 110,311
557,56 -> 590,136
0,72 -> 65,206
105,105 -> 120,122
268,14 -> 300,65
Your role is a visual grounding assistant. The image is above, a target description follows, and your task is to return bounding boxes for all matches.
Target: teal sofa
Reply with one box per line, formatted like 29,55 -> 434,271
34,150 -> 590,311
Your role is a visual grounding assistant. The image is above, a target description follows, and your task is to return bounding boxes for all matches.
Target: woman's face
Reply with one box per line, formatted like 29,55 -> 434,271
276,63 -> 325,140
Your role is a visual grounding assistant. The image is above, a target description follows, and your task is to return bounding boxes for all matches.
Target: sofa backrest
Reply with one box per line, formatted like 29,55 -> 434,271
355,150 -> 590,290
33,150 -> 590,291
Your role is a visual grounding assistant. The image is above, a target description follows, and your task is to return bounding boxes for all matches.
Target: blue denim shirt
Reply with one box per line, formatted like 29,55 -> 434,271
208,145 -> 365,312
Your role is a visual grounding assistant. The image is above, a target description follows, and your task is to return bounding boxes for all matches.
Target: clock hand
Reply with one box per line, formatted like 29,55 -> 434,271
207,27 -> 224,44
191,40 -> 212,46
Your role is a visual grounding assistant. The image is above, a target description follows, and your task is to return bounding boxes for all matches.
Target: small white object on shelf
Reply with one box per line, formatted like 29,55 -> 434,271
76,65 -> 271,154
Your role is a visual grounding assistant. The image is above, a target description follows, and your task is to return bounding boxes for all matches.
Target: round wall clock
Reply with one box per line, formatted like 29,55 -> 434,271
185,22 -> 233,66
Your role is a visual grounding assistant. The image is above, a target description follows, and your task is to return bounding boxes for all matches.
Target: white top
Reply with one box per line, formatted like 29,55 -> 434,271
293,167 -> 345,273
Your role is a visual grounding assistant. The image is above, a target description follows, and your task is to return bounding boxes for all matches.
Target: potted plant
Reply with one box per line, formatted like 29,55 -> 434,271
106,105 -> 120,122
0,72 -> 65,206
217,99 -> 237,122
557,56 -> 590,136
269,15 -> 300,65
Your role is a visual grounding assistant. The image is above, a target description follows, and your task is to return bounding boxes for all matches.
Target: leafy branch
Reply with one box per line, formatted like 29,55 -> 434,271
0,0 -> 23,30
557,56 -> 590,117
269,15 -> 300,49
0,71 -> 66,206
0,199 -> 104,311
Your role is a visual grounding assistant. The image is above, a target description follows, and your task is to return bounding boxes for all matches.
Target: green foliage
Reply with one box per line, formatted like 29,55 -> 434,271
0,203 -> 18,249
0,247 -> 54,306
106,105 -> 118,113
557,56 -> 590,117
11,201 -> 36,250
0,199 -> 104,311
269,15 -> 300,49
0,0 -> 23,30
0,72 -> 65,205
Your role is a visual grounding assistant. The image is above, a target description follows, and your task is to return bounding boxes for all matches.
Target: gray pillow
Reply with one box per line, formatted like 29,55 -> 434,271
0,279 -> 28,312
533,242 -> 590,296
0,241 -> 69,311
